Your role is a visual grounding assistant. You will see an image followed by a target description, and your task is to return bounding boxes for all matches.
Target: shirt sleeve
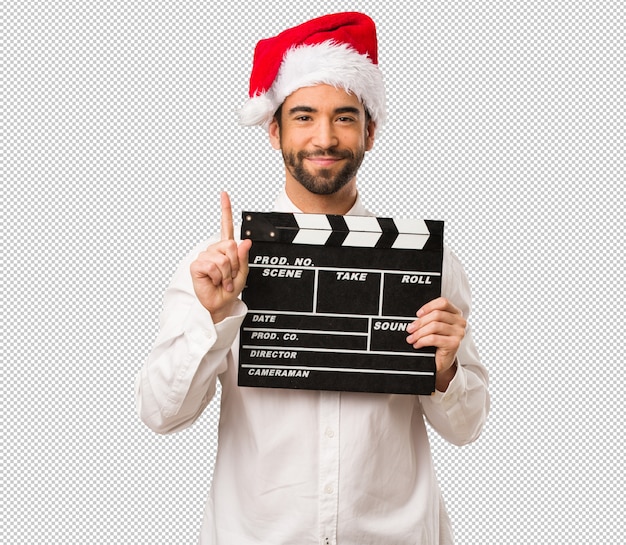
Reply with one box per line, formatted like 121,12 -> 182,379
419,246 -> 490,446
134,238 -> 247,434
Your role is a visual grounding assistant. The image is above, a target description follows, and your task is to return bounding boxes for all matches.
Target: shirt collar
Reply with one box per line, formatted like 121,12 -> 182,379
272,188 -> 373,216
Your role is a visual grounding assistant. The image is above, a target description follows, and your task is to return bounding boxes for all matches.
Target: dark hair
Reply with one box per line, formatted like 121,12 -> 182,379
273,105 -> 284,129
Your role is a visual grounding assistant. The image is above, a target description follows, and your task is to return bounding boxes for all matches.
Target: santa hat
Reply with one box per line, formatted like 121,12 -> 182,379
238,12 -> 386,129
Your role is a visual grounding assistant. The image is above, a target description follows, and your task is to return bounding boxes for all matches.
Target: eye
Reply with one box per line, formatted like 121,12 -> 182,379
336,116 -> 356,123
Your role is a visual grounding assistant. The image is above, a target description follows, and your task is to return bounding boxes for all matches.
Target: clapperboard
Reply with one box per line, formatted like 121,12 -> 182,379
238,211 -> 444,395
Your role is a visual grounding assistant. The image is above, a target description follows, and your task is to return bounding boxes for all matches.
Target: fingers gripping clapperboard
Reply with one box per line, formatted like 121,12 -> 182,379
238,211 -> 444,395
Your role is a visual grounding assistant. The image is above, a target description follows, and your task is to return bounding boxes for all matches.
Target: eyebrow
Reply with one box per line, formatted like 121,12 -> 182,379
288,105 -> 362,117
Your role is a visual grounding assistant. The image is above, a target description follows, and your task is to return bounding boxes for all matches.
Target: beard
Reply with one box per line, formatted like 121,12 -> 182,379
282,146 -> 365,196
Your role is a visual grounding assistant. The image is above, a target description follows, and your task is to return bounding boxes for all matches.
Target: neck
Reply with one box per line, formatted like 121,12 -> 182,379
285,177 -> 358,215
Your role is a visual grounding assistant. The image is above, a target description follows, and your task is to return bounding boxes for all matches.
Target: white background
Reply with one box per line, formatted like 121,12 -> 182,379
4,1 -> 623,543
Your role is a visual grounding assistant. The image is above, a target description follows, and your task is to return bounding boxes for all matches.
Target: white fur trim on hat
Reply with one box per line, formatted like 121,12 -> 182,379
239,41 -> 386,129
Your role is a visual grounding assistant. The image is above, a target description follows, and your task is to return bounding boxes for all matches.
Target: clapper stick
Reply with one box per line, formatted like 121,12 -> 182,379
242,212 -> 432,249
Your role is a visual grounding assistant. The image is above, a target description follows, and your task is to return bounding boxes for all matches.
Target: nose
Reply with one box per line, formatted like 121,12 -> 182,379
311,119 -> 339,149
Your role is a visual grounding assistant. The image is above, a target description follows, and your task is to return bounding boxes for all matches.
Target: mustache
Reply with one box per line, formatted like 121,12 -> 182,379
297,149 -> 354,160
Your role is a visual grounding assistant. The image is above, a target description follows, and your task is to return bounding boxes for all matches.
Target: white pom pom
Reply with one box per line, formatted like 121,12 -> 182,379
238,93 -> 277,128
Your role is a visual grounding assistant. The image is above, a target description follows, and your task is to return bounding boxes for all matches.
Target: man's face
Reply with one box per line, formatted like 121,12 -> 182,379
269,85 -> 376,196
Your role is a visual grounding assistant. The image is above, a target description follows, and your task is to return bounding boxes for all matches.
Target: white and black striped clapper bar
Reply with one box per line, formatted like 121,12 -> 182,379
241,211 -> 434,249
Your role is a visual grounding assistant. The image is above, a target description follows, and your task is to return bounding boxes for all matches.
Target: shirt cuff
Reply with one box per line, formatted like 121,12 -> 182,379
185,298 -> 248,351
212,299 -> 248,349
428,362 -> 468,410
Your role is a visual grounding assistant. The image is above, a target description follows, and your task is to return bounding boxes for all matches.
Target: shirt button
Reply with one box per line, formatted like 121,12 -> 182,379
324,484 -> 334,494
325,427 -> 334,438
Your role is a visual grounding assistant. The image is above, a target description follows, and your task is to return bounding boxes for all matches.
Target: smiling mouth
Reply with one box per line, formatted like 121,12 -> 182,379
304,154 -> 347,167
307,157 -> 341,165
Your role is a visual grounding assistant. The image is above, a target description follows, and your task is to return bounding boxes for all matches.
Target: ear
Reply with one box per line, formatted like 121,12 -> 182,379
365,120 -> 376,151
268,118 -> 281,150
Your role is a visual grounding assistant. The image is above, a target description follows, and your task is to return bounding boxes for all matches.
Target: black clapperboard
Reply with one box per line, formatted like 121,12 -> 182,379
238,211 -> 444,395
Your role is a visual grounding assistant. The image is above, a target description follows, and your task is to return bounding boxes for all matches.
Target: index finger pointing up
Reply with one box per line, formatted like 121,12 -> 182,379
220,191 -> 234,240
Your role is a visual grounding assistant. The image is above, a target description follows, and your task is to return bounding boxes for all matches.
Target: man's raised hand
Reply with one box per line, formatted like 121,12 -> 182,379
190,192 -> 252,323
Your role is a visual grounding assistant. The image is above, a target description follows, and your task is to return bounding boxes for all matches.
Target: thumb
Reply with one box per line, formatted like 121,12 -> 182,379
237,238 -> 252,275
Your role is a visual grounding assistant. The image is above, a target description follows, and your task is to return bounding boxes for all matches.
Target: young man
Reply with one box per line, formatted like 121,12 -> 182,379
136,12 -> 490,545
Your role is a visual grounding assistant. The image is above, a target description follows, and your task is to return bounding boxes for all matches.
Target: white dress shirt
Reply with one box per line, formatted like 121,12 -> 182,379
135,190 -> 490,545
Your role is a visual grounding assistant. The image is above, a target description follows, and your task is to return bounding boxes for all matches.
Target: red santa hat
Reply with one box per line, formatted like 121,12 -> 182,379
238,12 -> 386,129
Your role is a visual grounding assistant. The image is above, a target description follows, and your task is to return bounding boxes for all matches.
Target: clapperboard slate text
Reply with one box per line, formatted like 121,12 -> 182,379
238,211 -> 444,395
